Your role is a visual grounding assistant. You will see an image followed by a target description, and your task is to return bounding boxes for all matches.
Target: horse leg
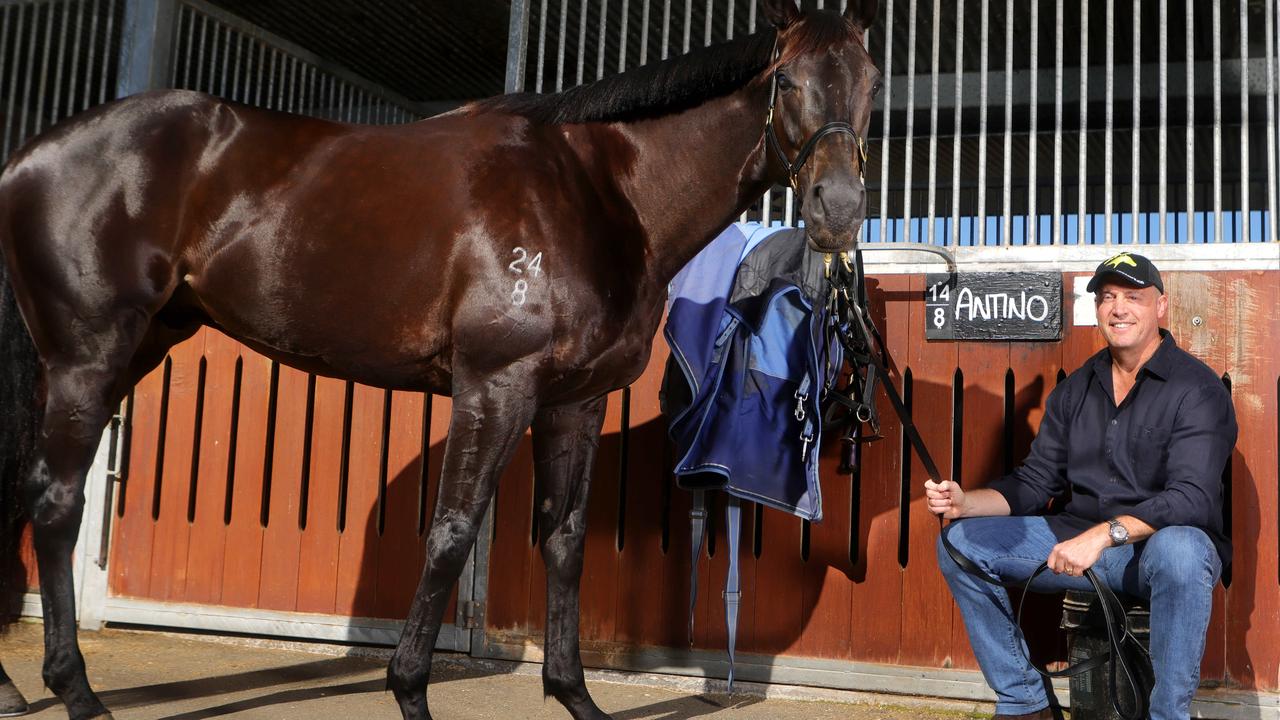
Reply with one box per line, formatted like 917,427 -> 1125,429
387,371 -> 538,720
532,397 -> 610,720
0,661 -> 29,716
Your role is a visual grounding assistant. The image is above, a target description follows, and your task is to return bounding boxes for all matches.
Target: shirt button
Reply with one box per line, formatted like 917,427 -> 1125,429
1111,419 -> 1118,426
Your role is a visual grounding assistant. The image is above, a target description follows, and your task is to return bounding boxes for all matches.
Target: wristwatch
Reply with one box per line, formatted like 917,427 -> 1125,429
1107,518 -> 1129,547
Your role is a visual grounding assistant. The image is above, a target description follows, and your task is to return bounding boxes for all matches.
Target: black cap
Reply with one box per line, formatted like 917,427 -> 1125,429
1086,252 -> 1164,294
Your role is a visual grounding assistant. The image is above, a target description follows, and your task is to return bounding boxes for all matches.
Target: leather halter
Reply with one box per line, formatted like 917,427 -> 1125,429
762,39 -> 869,193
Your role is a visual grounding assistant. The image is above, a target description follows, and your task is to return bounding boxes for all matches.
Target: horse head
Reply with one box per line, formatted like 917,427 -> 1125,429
761,0 -> 880,253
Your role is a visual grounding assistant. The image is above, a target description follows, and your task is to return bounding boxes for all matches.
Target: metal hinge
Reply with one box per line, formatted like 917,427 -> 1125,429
461,601 -> 484,630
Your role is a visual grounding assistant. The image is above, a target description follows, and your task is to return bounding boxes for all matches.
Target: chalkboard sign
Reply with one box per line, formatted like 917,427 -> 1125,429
924,272 -> 1062,341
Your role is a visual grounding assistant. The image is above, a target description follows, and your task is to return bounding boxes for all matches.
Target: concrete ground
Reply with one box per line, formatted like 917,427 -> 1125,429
0,621 -> 990,720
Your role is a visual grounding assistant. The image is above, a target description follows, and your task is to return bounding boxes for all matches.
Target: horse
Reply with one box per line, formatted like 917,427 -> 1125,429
0,0 -> 881,717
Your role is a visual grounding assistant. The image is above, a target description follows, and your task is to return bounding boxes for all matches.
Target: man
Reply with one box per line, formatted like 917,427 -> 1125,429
926,252 -> 1236,720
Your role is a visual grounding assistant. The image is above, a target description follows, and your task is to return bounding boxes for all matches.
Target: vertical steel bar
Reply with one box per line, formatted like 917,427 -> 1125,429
0,4 -> 14,159
1029,0 -> 1039,244
219,22 -> 232,98
619,0 -> 630,71
1267,0 -> 1278,240
926,0 -> 941,245
950,0 -> 966,247
640,0 -> 650,65
977,0 -> 989,245
1212,0 -> 1223,244
725,0 -> 734,40
661,0 -> 671,60
1002,0 -> 1013,245
1131,0 -> 1140,243
33,1 -> 55,136
83,0 -> 100,111
207,19 -> 220,96
535,0 -> 548,92
51,0 -> 71,126
506,0 -> 531,94
1238,0 -> 1249,241
597,0 -> 608,79
682,0 -> 691,53
576,0 -> 587,85
1184,0 -> 1195,242
98,0 -> 116,105
1053,0 -> 1064,245
196,12 -> 210,92
902,0 -> 918,243
1104,0 -> 1114,244
704,0 -> 713,46
1077,0 -> 1089,244
1159,0 -> 1168,242
878,0 -> 895,243
556,0 -> 568,90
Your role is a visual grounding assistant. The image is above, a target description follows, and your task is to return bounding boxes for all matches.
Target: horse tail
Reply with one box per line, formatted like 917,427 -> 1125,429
0,256 -> 40,630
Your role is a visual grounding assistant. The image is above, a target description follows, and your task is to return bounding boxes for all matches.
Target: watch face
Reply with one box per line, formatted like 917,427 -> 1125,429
1110,523 -> 1127,544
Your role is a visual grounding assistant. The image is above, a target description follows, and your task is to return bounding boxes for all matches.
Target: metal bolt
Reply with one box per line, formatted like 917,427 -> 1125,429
1191,316 -> 1204,327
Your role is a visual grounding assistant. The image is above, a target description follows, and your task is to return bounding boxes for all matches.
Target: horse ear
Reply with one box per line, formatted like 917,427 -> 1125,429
760,0 -> 801,29
843,0 -> 878,32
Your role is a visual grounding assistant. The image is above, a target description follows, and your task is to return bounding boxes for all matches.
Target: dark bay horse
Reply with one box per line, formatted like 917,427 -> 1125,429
0,1 -> 881,717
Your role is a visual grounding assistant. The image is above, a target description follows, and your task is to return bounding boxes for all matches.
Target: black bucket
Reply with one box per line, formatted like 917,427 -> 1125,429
1059,590 -> 1151,720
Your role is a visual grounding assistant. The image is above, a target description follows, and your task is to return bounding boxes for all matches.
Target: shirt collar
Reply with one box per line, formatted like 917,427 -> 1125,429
1088,329 -> 1178,385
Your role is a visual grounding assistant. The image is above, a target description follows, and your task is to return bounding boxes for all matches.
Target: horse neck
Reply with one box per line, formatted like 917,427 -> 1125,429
612,81 -> 775,285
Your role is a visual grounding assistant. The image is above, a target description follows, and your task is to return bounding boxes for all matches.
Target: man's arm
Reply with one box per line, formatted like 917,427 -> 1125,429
924,482 -> 1011,519
1045,514 -> 1156,575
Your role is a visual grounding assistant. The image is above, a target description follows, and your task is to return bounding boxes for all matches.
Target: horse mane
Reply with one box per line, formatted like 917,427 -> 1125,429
476,11 -> 857,125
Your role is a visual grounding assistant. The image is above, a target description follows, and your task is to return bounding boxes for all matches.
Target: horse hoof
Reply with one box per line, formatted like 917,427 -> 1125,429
0,681 -> 28,717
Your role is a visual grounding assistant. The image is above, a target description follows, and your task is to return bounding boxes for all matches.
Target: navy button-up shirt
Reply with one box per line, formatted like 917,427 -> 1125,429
988,330 -> 1236,568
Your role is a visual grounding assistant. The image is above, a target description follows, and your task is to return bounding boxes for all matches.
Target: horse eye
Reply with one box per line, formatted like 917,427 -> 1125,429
776,72 -> 794,91
871,80 -> 884,97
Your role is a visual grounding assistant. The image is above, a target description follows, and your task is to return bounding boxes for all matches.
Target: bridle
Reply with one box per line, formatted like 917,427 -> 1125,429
762,37 -> 869,194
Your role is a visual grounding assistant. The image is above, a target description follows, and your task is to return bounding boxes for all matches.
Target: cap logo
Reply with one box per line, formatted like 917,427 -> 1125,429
1104,253 -> 1138,269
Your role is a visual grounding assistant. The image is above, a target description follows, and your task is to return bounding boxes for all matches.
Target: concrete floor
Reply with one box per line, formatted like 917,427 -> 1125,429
0,621 -> 989,720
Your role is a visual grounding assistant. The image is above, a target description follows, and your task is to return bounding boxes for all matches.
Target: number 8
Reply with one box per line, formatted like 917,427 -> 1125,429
933,307 -> 945,329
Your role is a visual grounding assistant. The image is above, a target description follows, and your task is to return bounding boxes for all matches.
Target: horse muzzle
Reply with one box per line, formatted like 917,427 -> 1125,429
801,177 -> 865,253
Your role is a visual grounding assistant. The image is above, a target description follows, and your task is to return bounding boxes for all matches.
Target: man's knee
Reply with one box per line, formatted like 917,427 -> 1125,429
1140,526 -> 1219,590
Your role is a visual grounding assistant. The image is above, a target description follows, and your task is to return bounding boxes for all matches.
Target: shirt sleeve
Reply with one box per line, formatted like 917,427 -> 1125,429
987,380 -> 1071,515
1129,382 -> 1237,531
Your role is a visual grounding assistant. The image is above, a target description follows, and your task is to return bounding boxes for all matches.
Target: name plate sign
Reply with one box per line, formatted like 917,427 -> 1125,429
924,272 -> 1062,341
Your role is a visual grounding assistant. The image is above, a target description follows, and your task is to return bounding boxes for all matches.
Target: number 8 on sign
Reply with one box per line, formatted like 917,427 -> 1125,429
933,307 -> 946,329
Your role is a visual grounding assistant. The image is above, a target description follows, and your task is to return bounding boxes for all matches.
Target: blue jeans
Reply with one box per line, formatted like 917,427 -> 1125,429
936,516 -> 1221,719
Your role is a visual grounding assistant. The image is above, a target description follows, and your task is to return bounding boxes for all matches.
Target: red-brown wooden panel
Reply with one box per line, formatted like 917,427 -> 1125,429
335,384 -> 386,617
219,345 -> 272,609
1223,271 -> 1280,689
296,376 -> 347,615
900,273 -> 959,667
374,391 -> 428,619
184,330 -> 238,605
485,413 -> 539,635
108,356 -> 166,598
256,365 -> 310,611
147,333 -> 205,601
844,272 -> 906,664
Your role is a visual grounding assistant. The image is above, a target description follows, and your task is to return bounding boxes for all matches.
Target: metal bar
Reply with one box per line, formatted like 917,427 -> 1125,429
535,0 -> 548,92
1104,0 -> 1114,245
1001,0 -> 1013,245
576,0 -> 587,85
51,0 -> 71,126
1029,0 -> 1039,244
661,0 -> 671,60
1053,0 -> 1064,245
1159,0 -> 1168,243
83,0 -> 99,111
926,0 -> 941,245
1267,0 -> 1278,241
556,0 -> 568,90
218,21 -> 231,98
640,0 -> 650,65
618,0 -> 630,71
33,1 -> 54,136
901,0 -> 918,243
1077,0 -> 1089,244
1131,0 -> 1140,243
181,3 -> 194,87
1184,0 -> 1194,243
1212,0 -> 1223,244
195,11 -> 208,92
878,0 -> 895,243
725,0 -> 734,40
596,0 -> 607,79
950,0 -> 966,247
682,0 -> 691,53
99,0 -> 116,104
977,0 -> 989,245
1237,0 -> 1248,241
704,0 -> 713,47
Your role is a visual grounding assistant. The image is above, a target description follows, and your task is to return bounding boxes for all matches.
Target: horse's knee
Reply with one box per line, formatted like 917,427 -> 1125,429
24,464 -> 85,544
424,513 -> 482,575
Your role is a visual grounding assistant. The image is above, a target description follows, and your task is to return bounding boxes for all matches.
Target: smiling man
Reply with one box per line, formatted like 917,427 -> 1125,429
925,252 -> 1236,720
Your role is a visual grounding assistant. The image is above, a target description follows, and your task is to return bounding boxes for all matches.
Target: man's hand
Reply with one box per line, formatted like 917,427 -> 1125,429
925,479 -> 966,519
1047,525 -> 1111,576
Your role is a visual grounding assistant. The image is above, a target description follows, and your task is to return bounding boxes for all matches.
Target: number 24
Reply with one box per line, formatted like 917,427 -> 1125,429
509,248 -> 544,276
